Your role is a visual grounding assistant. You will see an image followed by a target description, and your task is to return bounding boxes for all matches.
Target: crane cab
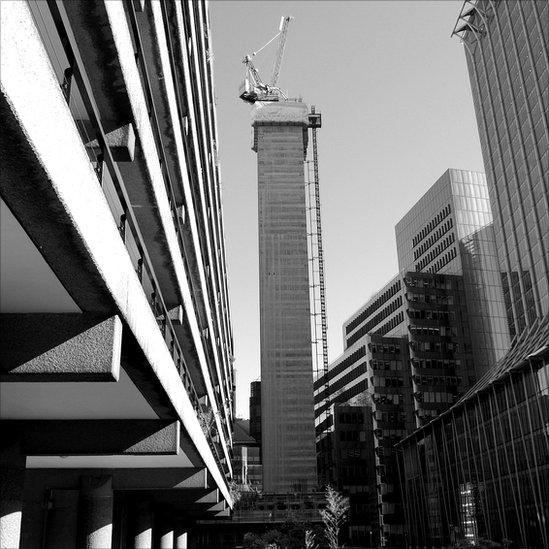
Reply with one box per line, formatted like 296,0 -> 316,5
239,78 -> 258,104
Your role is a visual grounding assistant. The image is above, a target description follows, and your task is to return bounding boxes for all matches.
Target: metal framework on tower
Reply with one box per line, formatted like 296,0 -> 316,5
305,106 -> 331,483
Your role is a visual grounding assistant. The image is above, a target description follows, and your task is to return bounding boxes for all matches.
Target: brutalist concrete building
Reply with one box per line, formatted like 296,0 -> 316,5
0,1 -> 235,548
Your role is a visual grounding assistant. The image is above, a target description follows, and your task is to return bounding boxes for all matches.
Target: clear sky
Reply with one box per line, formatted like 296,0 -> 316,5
209,0 -> 485,418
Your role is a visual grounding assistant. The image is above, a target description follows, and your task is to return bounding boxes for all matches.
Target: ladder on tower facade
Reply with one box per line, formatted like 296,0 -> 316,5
305,106 -> 332,485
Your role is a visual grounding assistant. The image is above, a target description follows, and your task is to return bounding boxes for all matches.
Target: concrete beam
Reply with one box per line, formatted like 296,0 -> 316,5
150,489 -> 219,507
85,123 -> 136,162
0,95 -> 113,313
182,499 -> 226,516
26,468 -> 208,492
0,314 -> 121,382
116,468 -> 208,491
4,420 -> 180,456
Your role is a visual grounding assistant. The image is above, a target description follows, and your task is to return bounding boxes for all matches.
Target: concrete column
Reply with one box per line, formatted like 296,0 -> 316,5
133,500 -> 153,549
0,439 -> 25,549
174,518 -> 188,549
157,508 -> 174,549
77,475 -> 113,549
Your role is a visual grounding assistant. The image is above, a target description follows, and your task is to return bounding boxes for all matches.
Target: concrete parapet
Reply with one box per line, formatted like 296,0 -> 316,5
251,100 -> 309,126
0,314 -> 122,382
251,101 -> 310,154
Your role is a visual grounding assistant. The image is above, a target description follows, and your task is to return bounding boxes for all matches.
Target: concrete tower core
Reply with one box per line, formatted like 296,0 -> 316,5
252,101 -> 318,493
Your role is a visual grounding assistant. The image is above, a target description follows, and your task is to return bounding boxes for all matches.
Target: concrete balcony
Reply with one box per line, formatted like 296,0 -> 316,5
0,1 -> 234,546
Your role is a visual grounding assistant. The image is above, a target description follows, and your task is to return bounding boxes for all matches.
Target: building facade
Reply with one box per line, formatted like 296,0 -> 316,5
329,404 -> 379,547
315,166 -> 511,546
395,168 -> 511,377
1,1 -> 234,547
253,101 -> 318,493
396,314 -> 549,549
316,268 -> 477,547
249,380 -> 262,445
392,4 -> 549,545
453,0 -> 549,338
343,275 -> 405,348
232,420 -> 262,493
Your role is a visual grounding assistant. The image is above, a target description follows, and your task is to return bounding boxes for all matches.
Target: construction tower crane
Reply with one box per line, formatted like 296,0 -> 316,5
239,16 -> 293,104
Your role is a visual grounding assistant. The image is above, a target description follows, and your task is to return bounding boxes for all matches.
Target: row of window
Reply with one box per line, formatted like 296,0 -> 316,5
404,273 -> 456,290
338,411 -> 365,424
374,428 -> 406,439
413,375 -> 461,387
372,394 -> 402,406
320,346 -> 367,388
413,218 -> 454,260
416,391 -> 455,404
415,233 -> 456,271
346,297 -> 403,347
378,311 -> 405,337
345,279 -> 402,334
407,292 -> 456,306
409,325 -> 458,337
370,360 -> 403,371
411,358 -> 463,370
369,341 -> 403,355
425,247 -> 459,274
372,376 -> 405,388
412,204 -> 452,247
326,365 -> 367,400
407,309 -> 457,322
410,340 -> 461,353
374,411 -> 407,423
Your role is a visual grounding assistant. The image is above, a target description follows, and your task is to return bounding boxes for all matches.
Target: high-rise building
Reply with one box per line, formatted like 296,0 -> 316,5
395,168 -> 511,376
452,0 -> 549,337
249,380 -> 262,444
316,269 -> 476,547
393,4 -> 549,546
1,1 -> 234,547
253,101 -> 318,493
315,166 -> 514,547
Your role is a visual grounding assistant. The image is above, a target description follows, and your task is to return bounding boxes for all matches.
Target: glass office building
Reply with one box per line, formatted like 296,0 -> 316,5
453,0 -> 549,338
396,169 -> 511,378
396,314 -> 549,548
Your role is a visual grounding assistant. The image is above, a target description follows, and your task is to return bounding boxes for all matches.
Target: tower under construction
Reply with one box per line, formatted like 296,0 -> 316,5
240,17 -> 329,495
253,101 -> 318,493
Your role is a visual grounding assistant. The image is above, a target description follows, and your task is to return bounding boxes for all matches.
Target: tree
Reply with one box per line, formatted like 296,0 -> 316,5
243,532 -> 264,549
262,529 -> 285,548
320,486 -> 350,549
228,480 -> 243,506
305,529 -> 319,549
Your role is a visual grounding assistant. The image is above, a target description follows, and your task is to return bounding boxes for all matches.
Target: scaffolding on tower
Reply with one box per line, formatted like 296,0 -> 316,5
305,106 -> 332,485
